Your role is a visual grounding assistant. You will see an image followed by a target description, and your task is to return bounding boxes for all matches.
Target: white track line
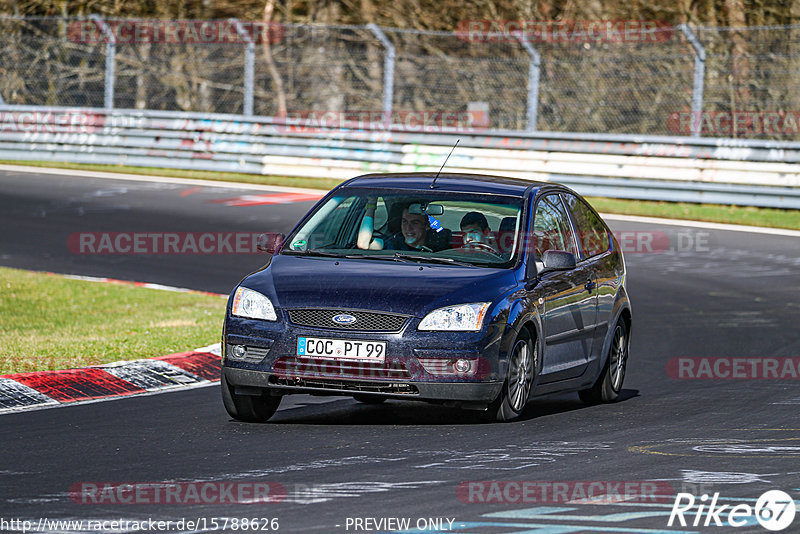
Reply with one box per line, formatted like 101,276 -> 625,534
60,273 -> 226,297
0,163 -> 327,194
601,213 -> 800,237
2,163 -> 797,237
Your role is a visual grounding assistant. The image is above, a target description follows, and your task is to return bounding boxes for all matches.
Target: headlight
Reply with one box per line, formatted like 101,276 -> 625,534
231,287 -> 277,321
418,302 -> 490,331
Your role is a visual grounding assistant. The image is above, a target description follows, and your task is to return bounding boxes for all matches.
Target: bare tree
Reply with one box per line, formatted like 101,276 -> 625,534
263,0 -> 287,117
724,0 -> 752,113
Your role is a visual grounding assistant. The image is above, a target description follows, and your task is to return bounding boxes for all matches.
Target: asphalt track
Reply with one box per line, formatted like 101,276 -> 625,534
1,169 -> 800,534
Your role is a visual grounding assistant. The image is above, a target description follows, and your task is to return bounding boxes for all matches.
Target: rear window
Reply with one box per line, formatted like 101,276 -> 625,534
562,194 -> 610,259
532,194 -> 578,258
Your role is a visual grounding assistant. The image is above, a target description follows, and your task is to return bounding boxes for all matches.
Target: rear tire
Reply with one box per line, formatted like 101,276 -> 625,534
486,329 -> 537,422
353,394 -> 386,404
579,320 -> 629,405
221,371 -> 281,422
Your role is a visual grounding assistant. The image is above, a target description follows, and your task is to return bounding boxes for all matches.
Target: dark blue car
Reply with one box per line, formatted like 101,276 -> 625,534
221,173 -> 632,422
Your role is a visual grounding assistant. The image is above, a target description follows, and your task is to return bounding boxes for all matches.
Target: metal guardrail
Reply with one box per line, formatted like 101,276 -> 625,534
1,105 -> 800,209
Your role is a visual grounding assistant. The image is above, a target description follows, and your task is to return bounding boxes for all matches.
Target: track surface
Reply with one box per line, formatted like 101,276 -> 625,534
1,169 -> 800,533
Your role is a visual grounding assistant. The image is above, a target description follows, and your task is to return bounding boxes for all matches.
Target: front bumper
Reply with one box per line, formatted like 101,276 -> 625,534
223,313 -> 508,404
223,367 -> 504,403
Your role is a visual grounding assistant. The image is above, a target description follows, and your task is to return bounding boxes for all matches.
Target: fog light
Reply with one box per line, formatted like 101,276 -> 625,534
454,359 -> 471,373
231,344 -> 247,360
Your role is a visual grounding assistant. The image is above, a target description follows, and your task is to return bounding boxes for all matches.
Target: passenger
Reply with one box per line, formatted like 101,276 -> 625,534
496,216 -> 517,254
357,197 -> 384,250
460,211 -> 498,252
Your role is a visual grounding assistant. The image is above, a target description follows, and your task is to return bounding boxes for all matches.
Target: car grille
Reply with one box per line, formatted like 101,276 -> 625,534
271,356 -> 412,380
287,308 -> 409,332
269,376 -> 418,395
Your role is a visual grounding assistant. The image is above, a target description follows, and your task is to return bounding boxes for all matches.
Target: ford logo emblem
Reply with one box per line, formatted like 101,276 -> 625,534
332,313 -> 357,325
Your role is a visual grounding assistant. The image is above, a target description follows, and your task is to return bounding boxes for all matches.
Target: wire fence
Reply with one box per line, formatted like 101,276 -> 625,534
1,16 -> 800,139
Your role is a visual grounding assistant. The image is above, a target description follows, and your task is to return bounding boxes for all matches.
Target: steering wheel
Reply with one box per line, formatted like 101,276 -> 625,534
460,241 -> 504,259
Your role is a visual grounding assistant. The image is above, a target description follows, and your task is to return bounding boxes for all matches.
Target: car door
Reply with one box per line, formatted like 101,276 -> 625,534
527,193 -> 595,382
561,192 -> 613,361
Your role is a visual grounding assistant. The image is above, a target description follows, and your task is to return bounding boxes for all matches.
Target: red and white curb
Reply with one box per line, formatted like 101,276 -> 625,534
52,272 -> 227,298
0,343 -> 222,414
0,271 -> 229,414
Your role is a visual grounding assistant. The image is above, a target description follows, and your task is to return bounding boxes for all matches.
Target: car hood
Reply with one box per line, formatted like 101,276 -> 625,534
241,254 -> 520,316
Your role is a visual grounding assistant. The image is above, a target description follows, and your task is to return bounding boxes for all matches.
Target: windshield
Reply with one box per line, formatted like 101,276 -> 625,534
283,190 -> 524,268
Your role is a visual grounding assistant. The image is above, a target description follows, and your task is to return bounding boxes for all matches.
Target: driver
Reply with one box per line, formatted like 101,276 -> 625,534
460,211 -> 498,252
385,206 -> 432,251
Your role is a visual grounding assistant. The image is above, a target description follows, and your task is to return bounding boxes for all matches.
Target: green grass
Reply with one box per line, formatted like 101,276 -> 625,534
3,159 -> 799,230
0,267 -> 225,374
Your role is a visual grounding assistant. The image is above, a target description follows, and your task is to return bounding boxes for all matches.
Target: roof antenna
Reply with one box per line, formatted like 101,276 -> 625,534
430,139 -> 459,189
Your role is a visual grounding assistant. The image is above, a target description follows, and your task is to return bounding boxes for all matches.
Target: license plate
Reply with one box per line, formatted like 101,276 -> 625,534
297,337 -> 386,363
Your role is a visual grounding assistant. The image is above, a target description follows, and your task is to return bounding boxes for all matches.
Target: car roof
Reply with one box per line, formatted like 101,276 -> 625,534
341,173 -> 551,197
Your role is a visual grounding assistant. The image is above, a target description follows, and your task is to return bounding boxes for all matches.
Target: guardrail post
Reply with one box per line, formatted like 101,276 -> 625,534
679,24 -> 706,138
367,23 -> 395,124
515,32 -> 541,133
90,15 -> 116,110
230,18 -> 255,116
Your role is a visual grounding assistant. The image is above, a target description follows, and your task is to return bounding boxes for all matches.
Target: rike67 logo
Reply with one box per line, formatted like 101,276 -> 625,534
668,490 -> 796,531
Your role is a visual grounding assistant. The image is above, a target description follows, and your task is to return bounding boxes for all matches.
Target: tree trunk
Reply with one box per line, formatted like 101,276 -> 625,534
724,0 -> 751,113
263,0 -> 287,117
135,43 -> 150,109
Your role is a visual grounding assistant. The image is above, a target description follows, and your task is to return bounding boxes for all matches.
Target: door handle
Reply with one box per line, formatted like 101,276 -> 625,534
584,280 -> 596,292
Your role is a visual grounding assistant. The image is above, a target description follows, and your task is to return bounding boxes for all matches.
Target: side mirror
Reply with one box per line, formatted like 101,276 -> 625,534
541,250 -> 576,272
257,232 -> 285,254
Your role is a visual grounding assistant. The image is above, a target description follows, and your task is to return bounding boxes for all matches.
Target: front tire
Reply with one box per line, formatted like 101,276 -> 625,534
487,329 -> 537,422
221,371 -> 281,422
579,319 -> 629,405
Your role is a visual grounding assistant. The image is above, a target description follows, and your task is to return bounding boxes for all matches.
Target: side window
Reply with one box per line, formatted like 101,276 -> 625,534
562,194 -> 609,258
307,197 -> 356,248
532,194 -> 578,258
357,197 -> 389,232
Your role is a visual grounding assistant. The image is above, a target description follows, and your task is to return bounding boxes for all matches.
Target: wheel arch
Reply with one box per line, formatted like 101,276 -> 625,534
502,298 -> 543,378
598,288 -> 633,371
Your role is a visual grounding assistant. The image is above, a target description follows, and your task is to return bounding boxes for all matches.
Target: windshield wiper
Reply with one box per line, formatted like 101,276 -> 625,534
285,250 -> 478,267
391,252 -> 476,267
285,250 -> 411,262
349,253 -> 416,263
340,253 -> 456,265
283,250 -> 349,258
